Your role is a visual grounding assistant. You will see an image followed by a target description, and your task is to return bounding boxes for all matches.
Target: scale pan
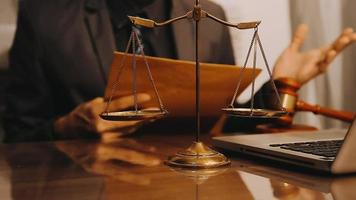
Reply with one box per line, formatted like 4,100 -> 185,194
100,109 -> 168,121
222,108 -> 287,118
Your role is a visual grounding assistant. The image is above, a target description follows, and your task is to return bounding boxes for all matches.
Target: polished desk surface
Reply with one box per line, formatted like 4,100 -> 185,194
1,132 -> 356,200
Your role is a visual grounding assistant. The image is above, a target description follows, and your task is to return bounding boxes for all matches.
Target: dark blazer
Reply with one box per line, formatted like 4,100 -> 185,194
4,0 -> 235,142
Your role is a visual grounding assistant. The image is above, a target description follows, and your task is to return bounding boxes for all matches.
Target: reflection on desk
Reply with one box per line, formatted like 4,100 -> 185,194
0,132 -> 356,200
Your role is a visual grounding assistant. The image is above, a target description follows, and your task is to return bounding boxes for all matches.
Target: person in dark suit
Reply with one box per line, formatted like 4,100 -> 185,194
4,0 -> 356,143
4,0 -> 235,142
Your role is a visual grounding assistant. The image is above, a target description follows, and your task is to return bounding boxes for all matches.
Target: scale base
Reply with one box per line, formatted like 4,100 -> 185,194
165,142 -> 230,168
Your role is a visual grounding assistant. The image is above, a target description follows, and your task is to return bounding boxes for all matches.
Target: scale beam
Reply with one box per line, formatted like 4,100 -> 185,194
128,11 -> 192,28
128,10 -> 260,30
205,12 -> 261,29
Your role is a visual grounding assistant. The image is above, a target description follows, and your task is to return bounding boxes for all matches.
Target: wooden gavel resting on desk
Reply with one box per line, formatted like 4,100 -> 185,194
274,78 -> 355,126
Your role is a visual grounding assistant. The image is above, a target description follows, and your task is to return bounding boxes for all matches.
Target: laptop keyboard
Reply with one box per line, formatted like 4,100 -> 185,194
269,140 -> 343,157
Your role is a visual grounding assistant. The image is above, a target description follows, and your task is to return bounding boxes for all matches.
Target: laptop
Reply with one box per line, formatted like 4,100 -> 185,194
212,119 -> 356,174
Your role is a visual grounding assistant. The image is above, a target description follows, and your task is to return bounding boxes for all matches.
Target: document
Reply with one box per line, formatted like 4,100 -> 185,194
104,52 -> 260,117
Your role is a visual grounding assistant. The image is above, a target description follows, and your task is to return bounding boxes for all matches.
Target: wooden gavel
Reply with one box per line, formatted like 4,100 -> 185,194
274,78 -> 355,126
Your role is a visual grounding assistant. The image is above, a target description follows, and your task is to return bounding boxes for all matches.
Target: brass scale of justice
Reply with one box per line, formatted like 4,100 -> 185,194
100,0 -> 288,168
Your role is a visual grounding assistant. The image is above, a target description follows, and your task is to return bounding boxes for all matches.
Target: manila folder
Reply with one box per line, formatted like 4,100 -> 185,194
104,52 -> 261,117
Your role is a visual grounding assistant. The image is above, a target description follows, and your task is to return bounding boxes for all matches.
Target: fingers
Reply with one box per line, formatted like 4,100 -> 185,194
333,36 -> 351,52
290,24 -> 309,51
343,27 -> 354,34
107,93 -> 151,112
317,50 -> 336,73
59,93 -> 152,137
85,93 -> 151,114
318,27 -> 356,70
84,93 -> 151,126
70,100 -> 146,134
329,28 -> 355,52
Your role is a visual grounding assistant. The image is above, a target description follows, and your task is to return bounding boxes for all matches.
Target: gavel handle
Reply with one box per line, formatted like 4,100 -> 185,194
296,100 -> 355,122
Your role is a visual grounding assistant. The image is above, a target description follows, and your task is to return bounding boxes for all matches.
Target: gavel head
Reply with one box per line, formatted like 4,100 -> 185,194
274,78 -> 301,126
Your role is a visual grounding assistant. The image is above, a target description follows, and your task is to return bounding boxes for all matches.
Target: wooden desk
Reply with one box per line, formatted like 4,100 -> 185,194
1,132 -> 356,200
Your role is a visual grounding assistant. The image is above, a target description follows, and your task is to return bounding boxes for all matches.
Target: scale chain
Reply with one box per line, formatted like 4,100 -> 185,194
229,29 -> 258,107
132,30 -> 138,113
250,29 -> 258,115
134,29 -> 166,112
256,33 -> 285,111
104,31 -> 134,114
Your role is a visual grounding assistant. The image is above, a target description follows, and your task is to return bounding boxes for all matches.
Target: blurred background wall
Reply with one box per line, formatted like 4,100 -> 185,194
0,0 -> 17,69
0,3 -> 17,197
0,0 -> 17,141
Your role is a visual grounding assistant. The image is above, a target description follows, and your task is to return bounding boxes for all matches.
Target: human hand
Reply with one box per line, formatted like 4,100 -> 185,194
54,93 -> 151,139
273,24 -> 356,85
